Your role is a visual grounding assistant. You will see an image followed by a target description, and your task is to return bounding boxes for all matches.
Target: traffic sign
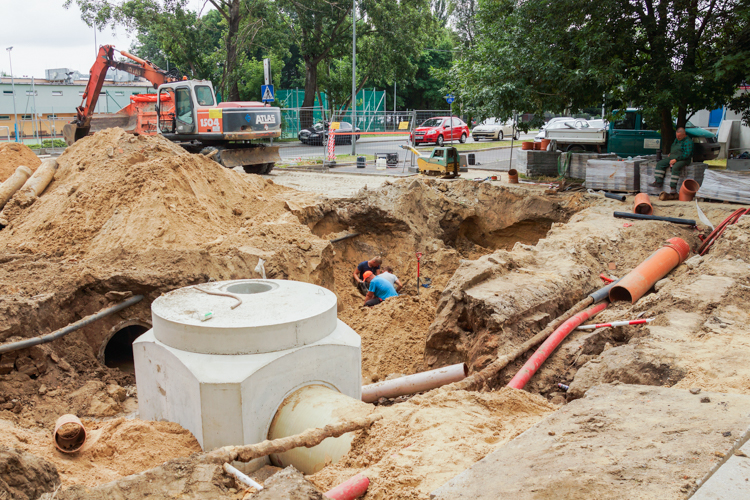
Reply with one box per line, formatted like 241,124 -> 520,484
445,94 -> 455,104
261,84 -> 275,102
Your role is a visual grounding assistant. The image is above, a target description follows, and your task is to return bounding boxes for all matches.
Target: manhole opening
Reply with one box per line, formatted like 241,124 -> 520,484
104,324 -> 149,373
226,282 -> 274,295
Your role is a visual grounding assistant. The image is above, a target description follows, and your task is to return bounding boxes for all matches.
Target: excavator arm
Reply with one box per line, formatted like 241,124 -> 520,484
63,45 -> 174,145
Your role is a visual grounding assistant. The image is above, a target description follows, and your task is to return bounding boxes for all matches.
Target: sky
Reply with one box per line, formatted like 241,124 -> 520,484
0,0 -> 210,79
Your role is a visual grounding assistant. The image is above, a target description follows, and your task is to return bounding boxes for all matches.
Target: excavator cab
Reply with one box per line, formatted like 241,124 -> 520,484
158,82 -> 203,135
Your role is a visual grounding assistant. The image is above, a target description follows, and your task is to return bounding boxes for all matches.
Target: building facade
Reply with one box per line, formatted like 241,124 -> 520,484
0,69 -> 154,141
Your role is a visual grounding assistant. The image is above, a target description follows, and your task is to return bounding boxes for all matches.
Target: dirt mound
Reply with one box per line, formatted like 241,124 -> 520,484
1,128 -> 319,259
0,142 -> 41,182
0,446 -> 60,500
340,292 -> 440,384
309,387 -> 556,499
0,416 -> 201,487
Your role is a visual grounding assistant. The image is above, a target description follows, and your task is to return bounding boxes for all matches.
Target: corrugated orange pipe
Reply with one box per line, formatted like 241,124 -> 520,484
633,193 -> 653,215
609,237 -> 690,304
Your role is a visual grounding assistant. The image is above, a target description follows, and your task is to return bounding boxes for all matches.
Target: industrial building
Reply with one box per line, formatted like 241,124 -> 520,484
0,68 -> 153,141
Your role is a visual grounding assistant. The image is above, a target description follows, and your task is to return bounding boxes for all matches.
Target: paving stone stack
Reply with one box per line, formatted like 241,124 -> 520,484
697,169 -> 750,203
585,159 -> 641,192
639,161 -> 708,195
515,150 -> 561,177
569,153 -> 618,179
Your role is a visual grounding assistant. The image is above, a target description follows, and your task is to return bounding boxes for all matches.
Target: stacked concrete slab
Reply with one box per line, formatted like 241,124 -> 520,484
639,161 -> 708,195
569,153 -> 617,179
697,169 -> 750,203
515,150 -> 561,177
585,159 -> 641,192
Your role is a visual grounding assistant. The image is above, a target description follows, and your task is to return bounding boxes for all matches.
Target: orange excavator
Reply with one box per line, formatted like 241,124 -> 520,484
64,45 -> 281,173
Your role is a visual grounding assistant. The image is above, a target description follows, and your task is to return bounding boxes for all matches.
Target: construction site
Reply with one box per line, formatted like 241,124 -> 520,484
0,124 -> 749,500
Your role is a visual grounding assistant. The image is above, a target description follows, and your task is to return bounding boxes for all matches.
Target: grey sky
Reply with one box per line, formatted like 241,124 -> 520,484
0,0 -> 209,79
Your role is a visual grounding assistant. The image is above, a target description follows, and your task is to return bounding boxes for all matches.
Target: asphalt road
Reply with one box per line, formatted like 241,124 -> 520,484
278,133 -> 535,170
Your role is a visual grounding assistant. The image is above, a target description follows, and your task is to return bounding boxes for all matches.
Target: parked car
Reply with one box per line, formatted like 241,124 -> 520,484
298,121 -> 361,145
471,118 -> 519,141
410,117 -> 470,146
534,118 -> 589,141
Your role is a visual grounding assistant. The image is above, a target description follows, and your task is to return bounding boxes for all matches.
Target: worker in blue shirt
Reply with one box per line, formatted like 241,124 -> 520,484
362,271 -> 398,307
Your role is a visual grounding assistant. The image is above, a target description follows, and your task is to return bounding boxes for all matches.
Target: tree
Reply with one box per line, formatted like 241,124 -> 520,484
449,0 -> 750,146
449,0 -> 478,46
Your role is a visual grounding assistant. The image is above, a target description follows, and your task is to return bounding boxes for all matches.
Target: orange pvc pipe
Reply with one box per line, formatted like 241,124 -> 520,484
633,193 -> 653,215
609,237 -> 690,303
679,179 -> 700,202
54,414 -> 87,453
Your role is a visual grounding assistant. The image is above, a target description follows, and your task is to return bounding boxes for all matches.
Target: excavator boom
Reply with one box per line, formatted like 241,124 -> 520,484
63,45 -> 172,145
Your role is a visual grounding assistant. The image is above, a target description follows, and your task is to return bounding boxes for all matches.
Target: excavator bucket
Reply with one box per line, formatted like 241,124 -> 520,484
62,123 -> 90,146
218,146 -> 281,168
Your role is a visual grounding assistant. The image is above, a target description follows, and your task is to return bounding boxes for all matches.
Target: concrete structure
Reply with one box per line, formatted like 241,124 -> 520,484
692,435 -> 750,499
133,279 -> 361,453
0,70 -> 153,141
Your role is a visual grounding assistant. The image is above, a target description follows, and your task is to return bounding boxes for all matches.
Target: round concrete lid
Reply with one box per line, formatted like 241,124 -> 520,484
151,279 -> 338,354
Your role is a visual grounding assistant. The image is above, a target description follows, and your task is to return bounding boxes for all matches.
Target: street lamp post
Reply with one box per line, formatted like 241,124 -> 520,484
351,0 -> 357,156
6,47 -> 18,142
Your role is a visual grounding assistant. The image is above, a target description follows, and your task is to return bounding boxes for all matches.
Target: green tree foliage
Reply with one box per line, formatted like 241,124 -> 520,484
449,0 -> 750,143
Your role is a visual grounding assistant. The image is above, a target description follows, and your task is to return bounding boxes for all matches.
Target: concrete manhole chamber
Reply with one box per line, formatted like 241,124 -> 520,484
134,279 -> 364,473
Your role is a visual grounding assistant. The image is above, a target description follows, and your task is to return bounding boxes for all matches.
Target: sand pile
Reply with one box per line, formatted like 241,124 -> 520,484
0,416 -> 201,487
340,293 -> 440,384
310,387 -> 556,499
0,128 -> 322,259
0,143 -> 41,182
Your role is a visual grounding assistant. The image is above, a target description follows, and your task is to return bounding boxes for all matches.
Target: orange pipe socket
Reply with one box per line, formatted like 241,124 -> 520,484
679,179 -> 700,201
633,193 -> 653,215
609,237 -> 690,304
508,169 -> 519,184
54,414 -> 87,453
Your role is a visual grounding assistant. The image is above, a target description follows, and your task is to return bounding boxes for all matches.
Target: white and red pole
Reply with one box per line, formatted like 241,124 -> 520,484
576,318 -> 654,330
416,252 -> 422,295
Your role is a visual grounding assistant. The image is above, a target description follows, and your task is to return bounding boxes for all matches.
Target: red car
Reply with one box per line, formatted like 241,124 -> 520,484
410,116 -> 470,146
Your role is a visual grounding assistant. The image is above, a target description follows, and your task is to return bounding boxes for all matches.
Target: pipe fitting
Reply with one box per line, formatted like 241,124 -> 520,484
633,193 -> 653,215
679,179 -> 700,202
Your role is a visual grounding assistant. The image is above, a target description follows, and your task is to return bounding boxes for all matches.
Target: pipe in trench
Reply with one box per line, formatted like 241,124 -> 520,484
53,414 -> 87,453
633,193 -> 653,215
223,463 -> 263,491
329,233 -> 360,244
0,295 -> 144,355
361,363 -> 467,403
507,301 -> 609,390
267,385 -> 373,475
0,165 -> 33,210
325,473 -> 370,500
613,211 -> 697,226
609,237 -> 690,304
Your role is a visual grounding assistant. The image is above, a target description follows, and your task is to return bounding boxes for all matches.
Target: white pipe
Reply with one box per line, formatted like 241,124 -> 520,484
22,158 -> 58,198
0,165 -> 32,210
577,318 -> 654,330
361,363 -> 468,403
223,463 -> 264,490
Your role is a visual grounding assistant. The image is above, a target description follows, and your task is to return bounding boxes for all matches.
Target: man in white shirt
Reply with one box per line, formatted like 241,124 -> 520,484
379,266 -> 403,293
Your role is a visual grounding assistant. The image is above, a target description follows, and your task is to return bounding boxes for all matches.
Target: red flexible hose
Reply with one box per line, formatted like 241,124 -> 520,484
698,208 -> 750,255
507,302 -> 609,390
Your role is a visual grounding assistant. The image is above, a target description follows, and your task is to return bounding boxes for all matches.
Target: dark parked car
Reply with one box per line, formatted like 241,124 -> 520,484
298,121 -> 361,145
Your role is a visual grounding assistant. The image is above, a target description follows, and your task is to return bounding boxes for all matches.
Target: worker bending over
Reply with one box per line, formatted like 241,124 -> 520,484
650,127 -> 693,192
354,257 -> 382,295
363,271 -> 398,307
378,266 -> 403,293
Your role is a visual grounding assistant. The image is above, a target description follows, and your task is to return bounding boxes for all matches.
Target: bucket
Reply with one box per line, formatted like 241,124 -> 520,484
533,142 -> 542,150
356,156 -> 366,169
633,193 -> 653,215
521,142 -> 534,150
679,179 -> 700,201
508,169 -> 519,184
540,139 -> 551,150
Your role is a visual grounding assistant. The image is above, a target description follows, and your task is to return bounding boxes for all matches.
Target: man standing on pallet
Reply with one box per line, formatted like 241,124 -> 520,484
650,127 -> 693,192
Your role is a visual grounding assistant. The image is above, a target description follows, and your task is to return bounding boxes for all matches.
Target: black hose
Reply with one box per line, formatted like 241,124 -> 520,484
0,295 -> 144,355
329,233 -> 360,243
613,212 -> 697,226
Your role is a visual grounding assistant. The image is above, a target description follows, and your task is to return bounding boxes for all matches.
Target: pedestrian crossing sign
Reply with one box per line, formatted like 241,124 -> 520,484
261,84 -> 275,102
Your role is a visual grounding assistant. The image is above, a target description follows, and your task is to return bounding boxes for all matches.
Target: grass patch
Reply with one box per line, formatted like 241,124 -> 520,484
704,158 -> 727,168
416,140 -> 515,152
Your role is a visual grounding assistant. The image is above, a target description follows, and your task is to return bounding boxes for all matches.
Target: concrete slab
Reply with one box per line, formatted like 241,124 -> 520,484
691,455 -> 750,499
430,384 -> 750,500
